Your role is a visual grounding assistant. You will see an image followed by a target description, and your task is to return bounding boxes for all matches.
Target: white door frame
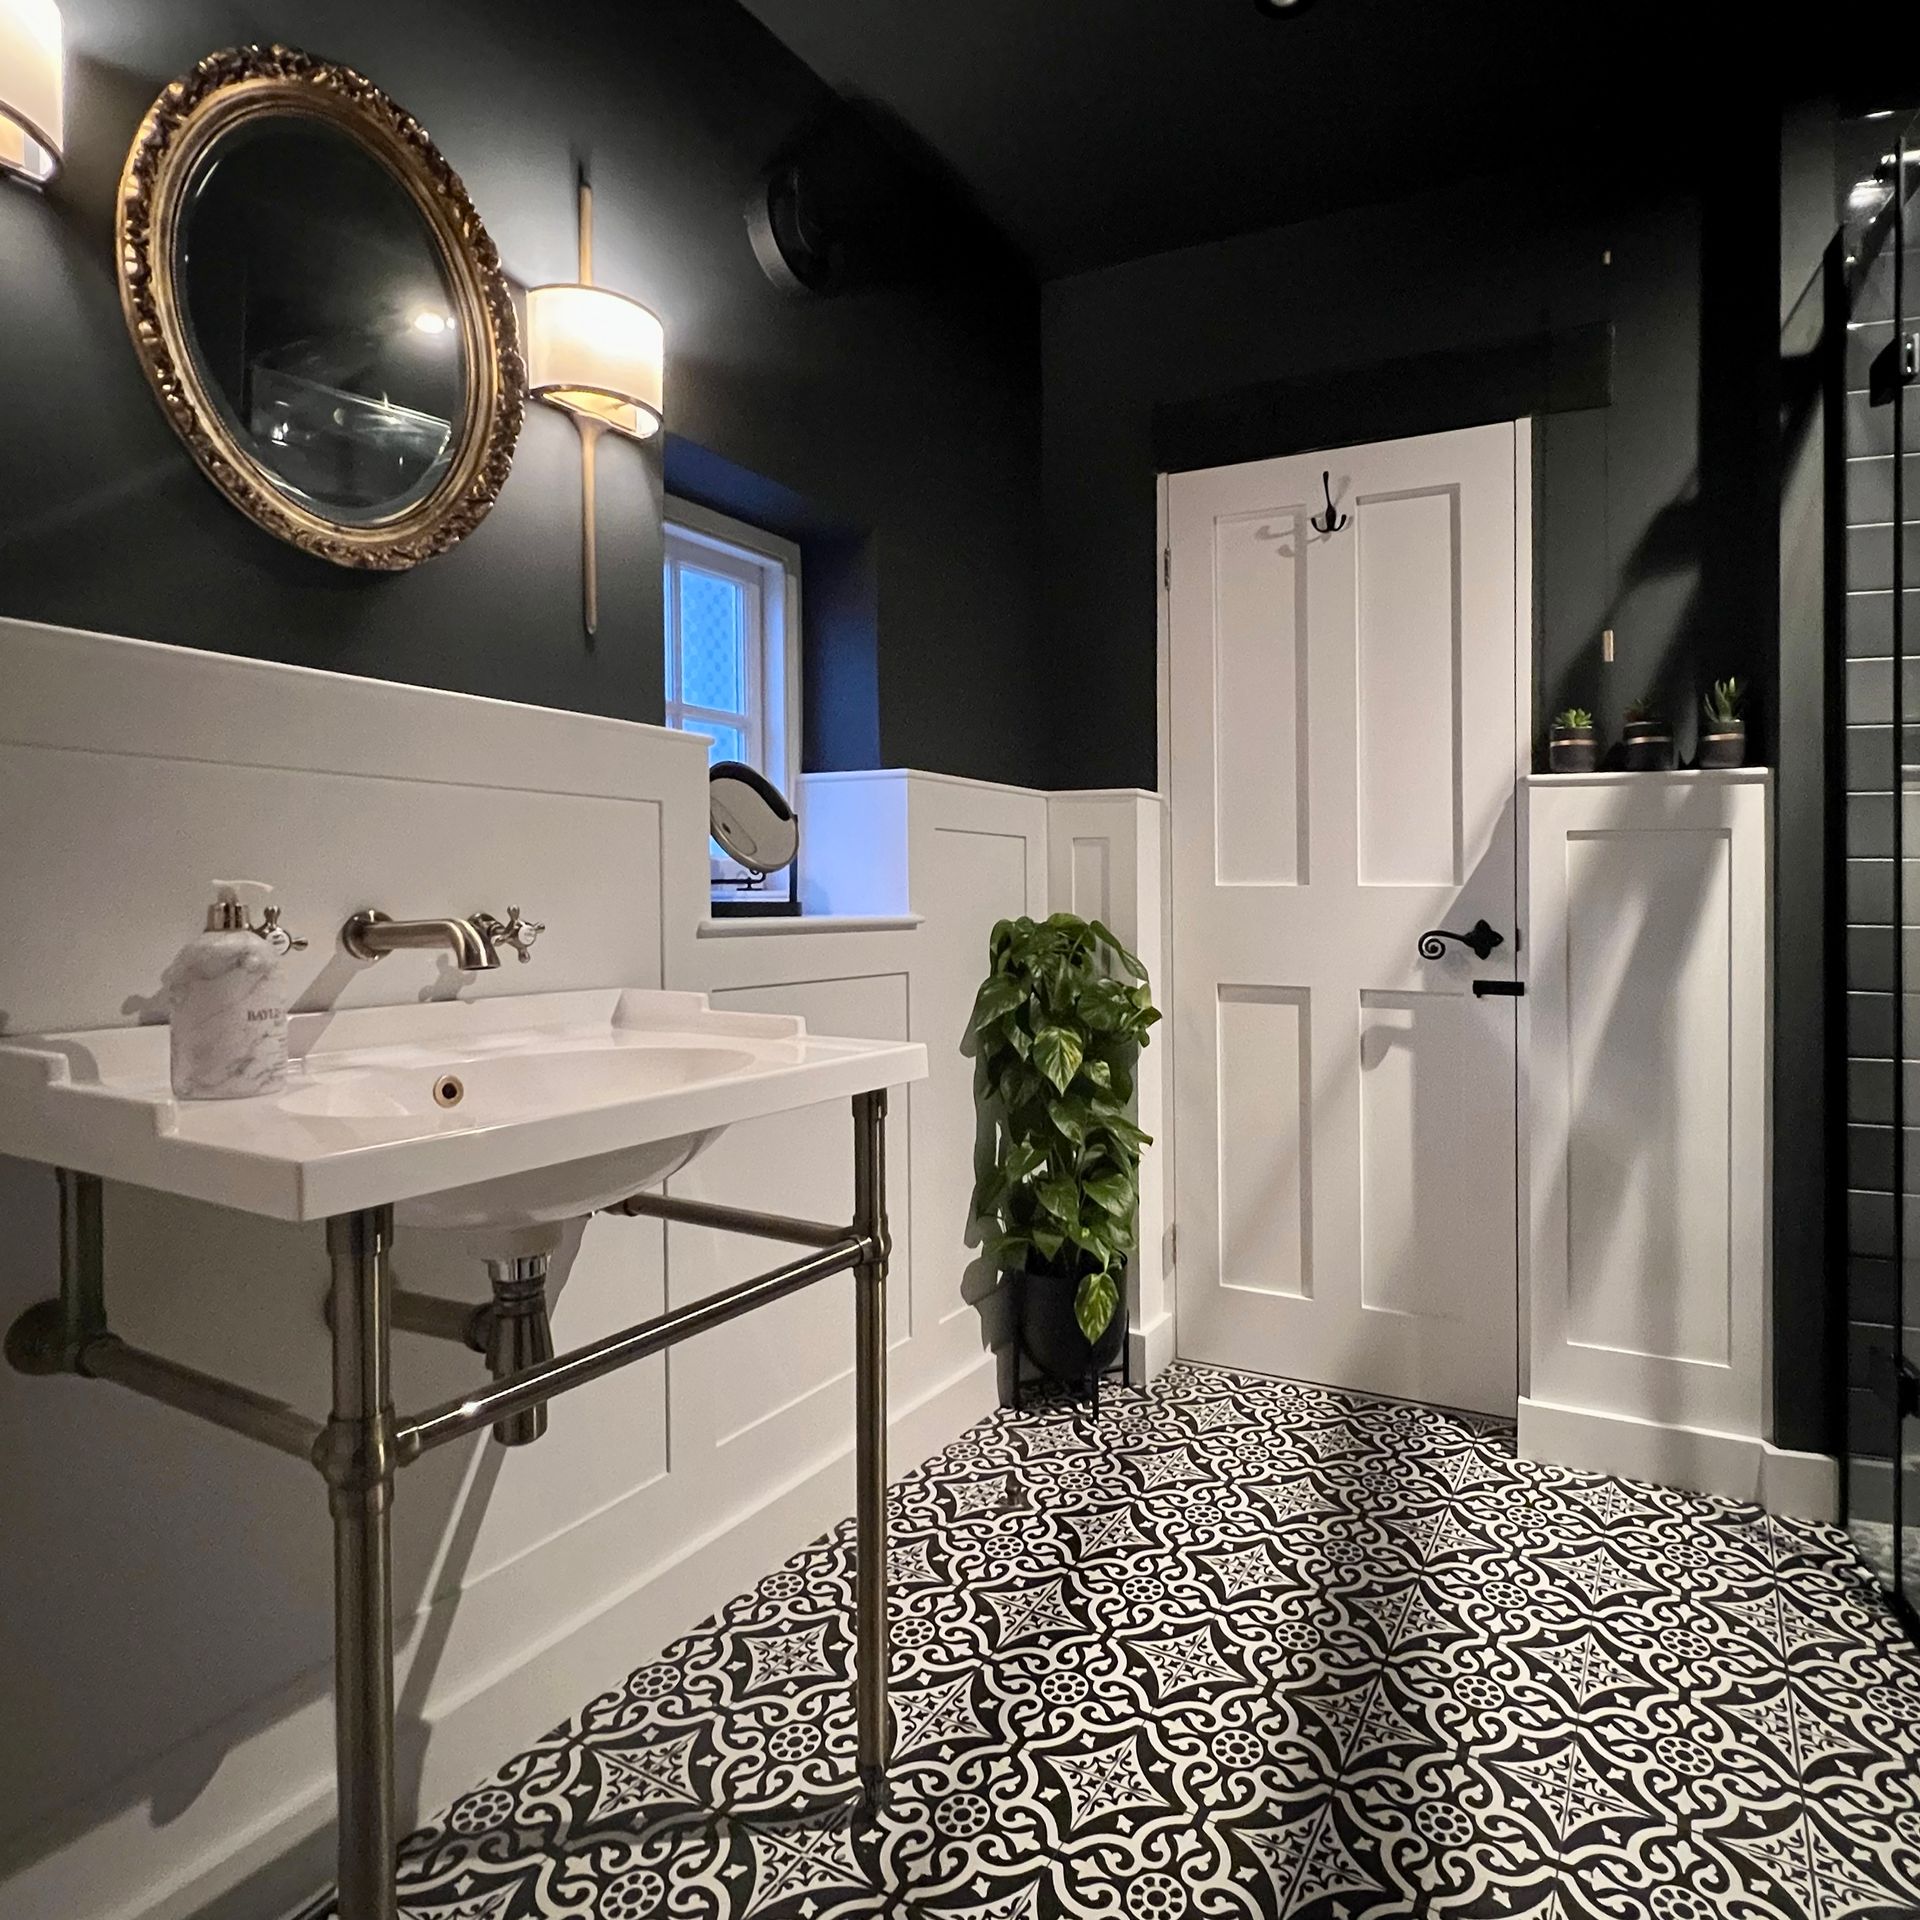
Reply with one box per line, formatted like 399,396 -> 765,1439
1155,418 -> 1536,1402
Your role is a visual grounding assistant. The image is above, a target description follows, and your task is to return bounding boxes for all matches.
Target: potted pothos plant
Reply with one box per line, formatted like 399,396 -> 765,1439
970,914 -> 1160,1387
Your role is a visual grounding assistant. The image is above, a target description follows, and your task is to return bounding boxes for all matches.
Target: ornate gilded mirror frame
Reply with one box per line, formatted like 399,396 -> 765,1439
117,45 -> 525,571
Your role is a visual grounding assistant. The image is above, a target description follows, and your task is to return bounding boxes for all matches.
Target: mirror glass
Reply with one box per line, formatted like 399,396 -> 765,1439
176,114 -> 467,525
710,764 -> 800,874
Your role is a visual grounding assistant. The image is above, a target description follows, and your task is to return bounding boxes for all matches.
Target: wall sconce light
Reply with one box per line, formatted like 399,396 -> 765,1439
0,0 -> 63,187
526,172 -> 664,637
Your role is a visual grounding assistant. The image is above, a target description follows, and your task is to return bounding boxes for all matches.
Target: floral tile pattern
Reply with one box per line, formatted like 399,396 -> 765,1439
368,1364 -> 1920,1919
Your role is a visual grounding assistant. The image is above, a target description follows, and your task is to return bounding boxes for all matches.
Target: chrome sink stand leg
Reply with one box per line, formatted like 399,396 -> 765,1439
852,1089 -> 892,1811
320,1208 -> 399,1920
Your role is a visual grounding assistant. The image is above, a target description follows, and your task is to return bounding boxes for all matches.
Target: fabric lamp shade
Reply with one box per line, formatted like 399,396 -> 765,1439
0,0 -> 62,186
525,284 -> 664,439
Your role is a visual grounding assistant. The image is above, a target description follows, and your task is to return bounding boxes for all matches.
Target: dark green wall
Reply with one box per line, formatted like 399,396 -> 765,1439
0,0 -> 1048,784
1041,144 -> 1781,790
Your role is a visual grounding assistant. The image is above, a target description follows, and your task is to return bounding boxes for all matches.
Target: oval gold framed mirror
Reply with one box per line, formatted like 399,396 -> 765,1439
117,46 -> 524,571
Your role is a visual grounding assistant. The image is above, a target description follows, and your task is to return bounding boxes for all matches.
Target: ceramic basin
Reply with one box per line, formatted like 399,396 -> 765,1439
277,1039 -> 758,1243
0,989 -> 927,1226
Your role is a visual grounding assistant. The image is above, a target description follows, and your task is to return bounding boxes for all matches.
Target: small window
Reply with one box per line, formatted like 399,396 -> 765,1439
663,500 -> 800,796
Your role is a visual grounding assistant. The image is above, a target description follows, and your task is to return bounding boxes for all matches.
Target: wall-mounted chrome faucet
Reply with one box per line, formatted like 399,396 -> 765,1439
341,907 -> 544,972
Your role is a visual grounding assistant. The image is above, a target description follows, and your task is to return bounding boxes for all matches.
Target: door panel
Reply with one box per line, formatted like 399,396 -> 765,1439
1169,421 -> 1523,1416
1213,506 -> 1308,885
1216,985 -> 1312,1299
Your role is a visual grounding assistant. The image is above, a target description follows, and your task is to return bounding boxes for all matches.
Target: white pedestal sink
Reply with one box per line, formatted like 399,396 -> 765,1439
1,983 -> 924,1920
0,987 -> 925,1233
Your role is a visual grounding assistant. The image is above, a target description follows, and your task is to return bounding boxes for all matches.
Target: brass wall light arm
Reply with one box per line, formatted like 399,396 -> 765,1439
526,171 -> 665,638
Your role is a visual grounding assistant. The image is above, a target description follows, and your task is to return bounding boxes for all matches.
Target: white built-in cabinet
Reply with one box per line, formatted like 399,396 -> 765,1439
1520,770 -> 1831,1517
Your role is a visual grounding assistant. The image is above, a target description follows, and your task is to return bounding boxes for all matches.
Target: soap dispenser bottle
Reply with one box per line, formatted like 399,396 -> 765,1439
163,881 -> 306,1100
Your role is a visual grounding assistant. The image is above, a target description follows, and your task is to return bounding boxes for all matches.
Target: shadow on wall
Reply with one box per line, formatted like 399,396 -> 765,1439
0,1166 -> 589,1920
1540,148 -> 1778,770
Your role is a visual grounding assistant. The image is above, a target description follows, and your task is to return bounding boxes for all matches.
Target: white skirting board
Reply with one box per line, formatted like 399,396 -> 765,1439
1518,1397 -> 1839,1524
1131,1309 -> 1176,1386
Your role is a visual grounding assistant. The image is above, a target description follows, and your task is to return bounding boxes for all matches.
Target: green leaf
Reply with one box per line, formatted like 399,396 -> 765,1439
1080,978 -> 1137,1032
1001,1017 -> 1033,1059
1090,918 -> 1148,981
1003,1138 -> 1047,1186
1048,1097 -> 1092,1147
969,975 -> 1024,1033
1079,1056 -> 1114,1094
1074,1268 -> 1120,1343
1031,1024 -> 1085,1094
1031,1225 -> 1066,1262
1089,1100 -> 1151,1149
996,1060 -> 1042,1113
970,1166 -> 1009,1219
981,1230 -> 1030,1270
1035,1175 -> 1080,1223
1085,1170 -> 1135,1218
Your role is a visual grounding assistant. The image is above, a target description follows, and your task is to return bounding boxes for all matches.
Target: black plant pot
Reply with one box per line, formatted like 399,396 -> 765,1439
1015,1267 -> 1126,1398
1622,720 -> 1674,771
1698,720 -> 1745,769
1547,727 -> 1597,773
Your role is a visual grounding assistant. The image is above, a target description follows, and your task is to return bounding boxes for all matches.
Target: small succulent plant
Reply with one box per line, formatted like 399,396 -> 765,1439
1552,708 -> 1594,732
1624,696 -> 1662,727
1703,678 -> 1743,726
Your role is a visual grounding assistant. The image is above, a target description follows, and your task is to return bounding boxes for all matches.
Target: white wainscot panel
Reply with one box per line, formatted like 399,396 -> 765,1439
1520,772 -> 1799,1512
1217,985 -> 1310,1298
0,625 -> 1150,1920
1563,828 -> 1732,1365
1212,506 -> 1307,886
919,819 -> 1037,1332
1355,486 -> 1461,886
1045,793 -> 1173,1381
1358,989 -> 1504,1323
672,973 -> 912,1483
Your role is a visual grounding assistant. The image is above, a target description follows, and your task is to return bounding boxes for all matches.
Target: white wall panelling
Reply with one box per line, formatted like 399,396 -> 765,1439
1520,770 -> 1831,1518
1046,791 -> 1173,1382
0,621 -> 1168,1920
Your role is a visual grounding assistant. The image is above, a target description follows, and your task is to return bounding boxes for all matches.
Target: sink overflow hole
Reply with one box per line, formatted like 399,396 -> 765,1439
433,1074 -> 465,1109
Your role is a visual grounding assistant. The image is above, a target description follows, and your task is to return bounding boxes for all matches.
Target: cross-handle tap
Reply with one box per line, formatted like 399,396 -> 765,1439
473,906 -> 545,964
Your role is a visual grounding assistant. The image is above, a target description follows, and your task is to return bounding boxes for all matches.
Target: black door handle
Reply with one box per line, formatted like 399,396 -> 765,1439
1418,918 -> 1505,962
1472,979 -> 1525,997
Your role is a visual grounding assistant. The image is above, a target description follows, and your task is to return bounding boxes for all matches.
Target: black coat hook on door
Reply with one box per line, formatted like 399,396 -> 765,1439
1310,470 -> 1348,535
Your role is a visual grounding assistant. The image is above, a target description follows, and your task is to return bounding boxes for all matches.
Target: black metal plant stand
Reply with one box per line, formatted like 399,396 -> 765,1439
1009,1267 -> 1131,1418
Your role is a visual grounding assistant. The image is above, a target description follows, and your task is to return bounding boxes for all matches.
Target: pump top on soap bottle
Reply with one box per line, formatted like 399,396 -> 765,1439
202,879 -> 306,950
163,881 -> 308,1101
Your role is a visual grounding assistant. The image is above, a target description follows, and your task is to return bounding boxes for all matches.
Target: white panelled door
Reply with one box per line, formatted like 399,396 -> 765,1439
1167,421 -> 1525,1416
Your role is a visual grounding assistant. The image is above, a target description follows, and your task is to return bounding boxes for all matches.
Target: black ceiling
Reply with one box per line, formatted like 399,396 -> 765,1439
736,0 -> 1732,279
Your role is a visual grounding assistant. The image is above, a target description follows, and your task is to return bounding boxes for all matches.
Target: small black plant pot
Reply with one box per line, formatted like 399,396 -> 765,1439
1547,727 -> 1597,774
1698,720 -> 1745,769
1014,1267 -> 1126,1400
1621,720 -> 1674,771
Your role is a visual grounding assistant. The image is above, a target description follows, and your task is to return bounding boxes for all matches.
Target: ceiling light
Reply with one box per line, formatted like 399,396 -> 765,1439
410,308 -> 450,336
1253,0 -> 1319,14
0,0 -> 63,187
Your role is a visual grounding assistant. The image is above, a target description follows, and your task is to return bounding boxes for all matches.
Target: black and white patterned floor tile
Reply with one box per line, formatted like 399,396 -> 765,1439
370,1363 -> 1920,1920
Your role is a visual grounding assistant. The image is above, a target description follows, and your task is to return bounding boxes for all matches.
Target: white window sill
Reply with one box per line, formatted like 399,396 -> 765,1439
696,914 -> 924,939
